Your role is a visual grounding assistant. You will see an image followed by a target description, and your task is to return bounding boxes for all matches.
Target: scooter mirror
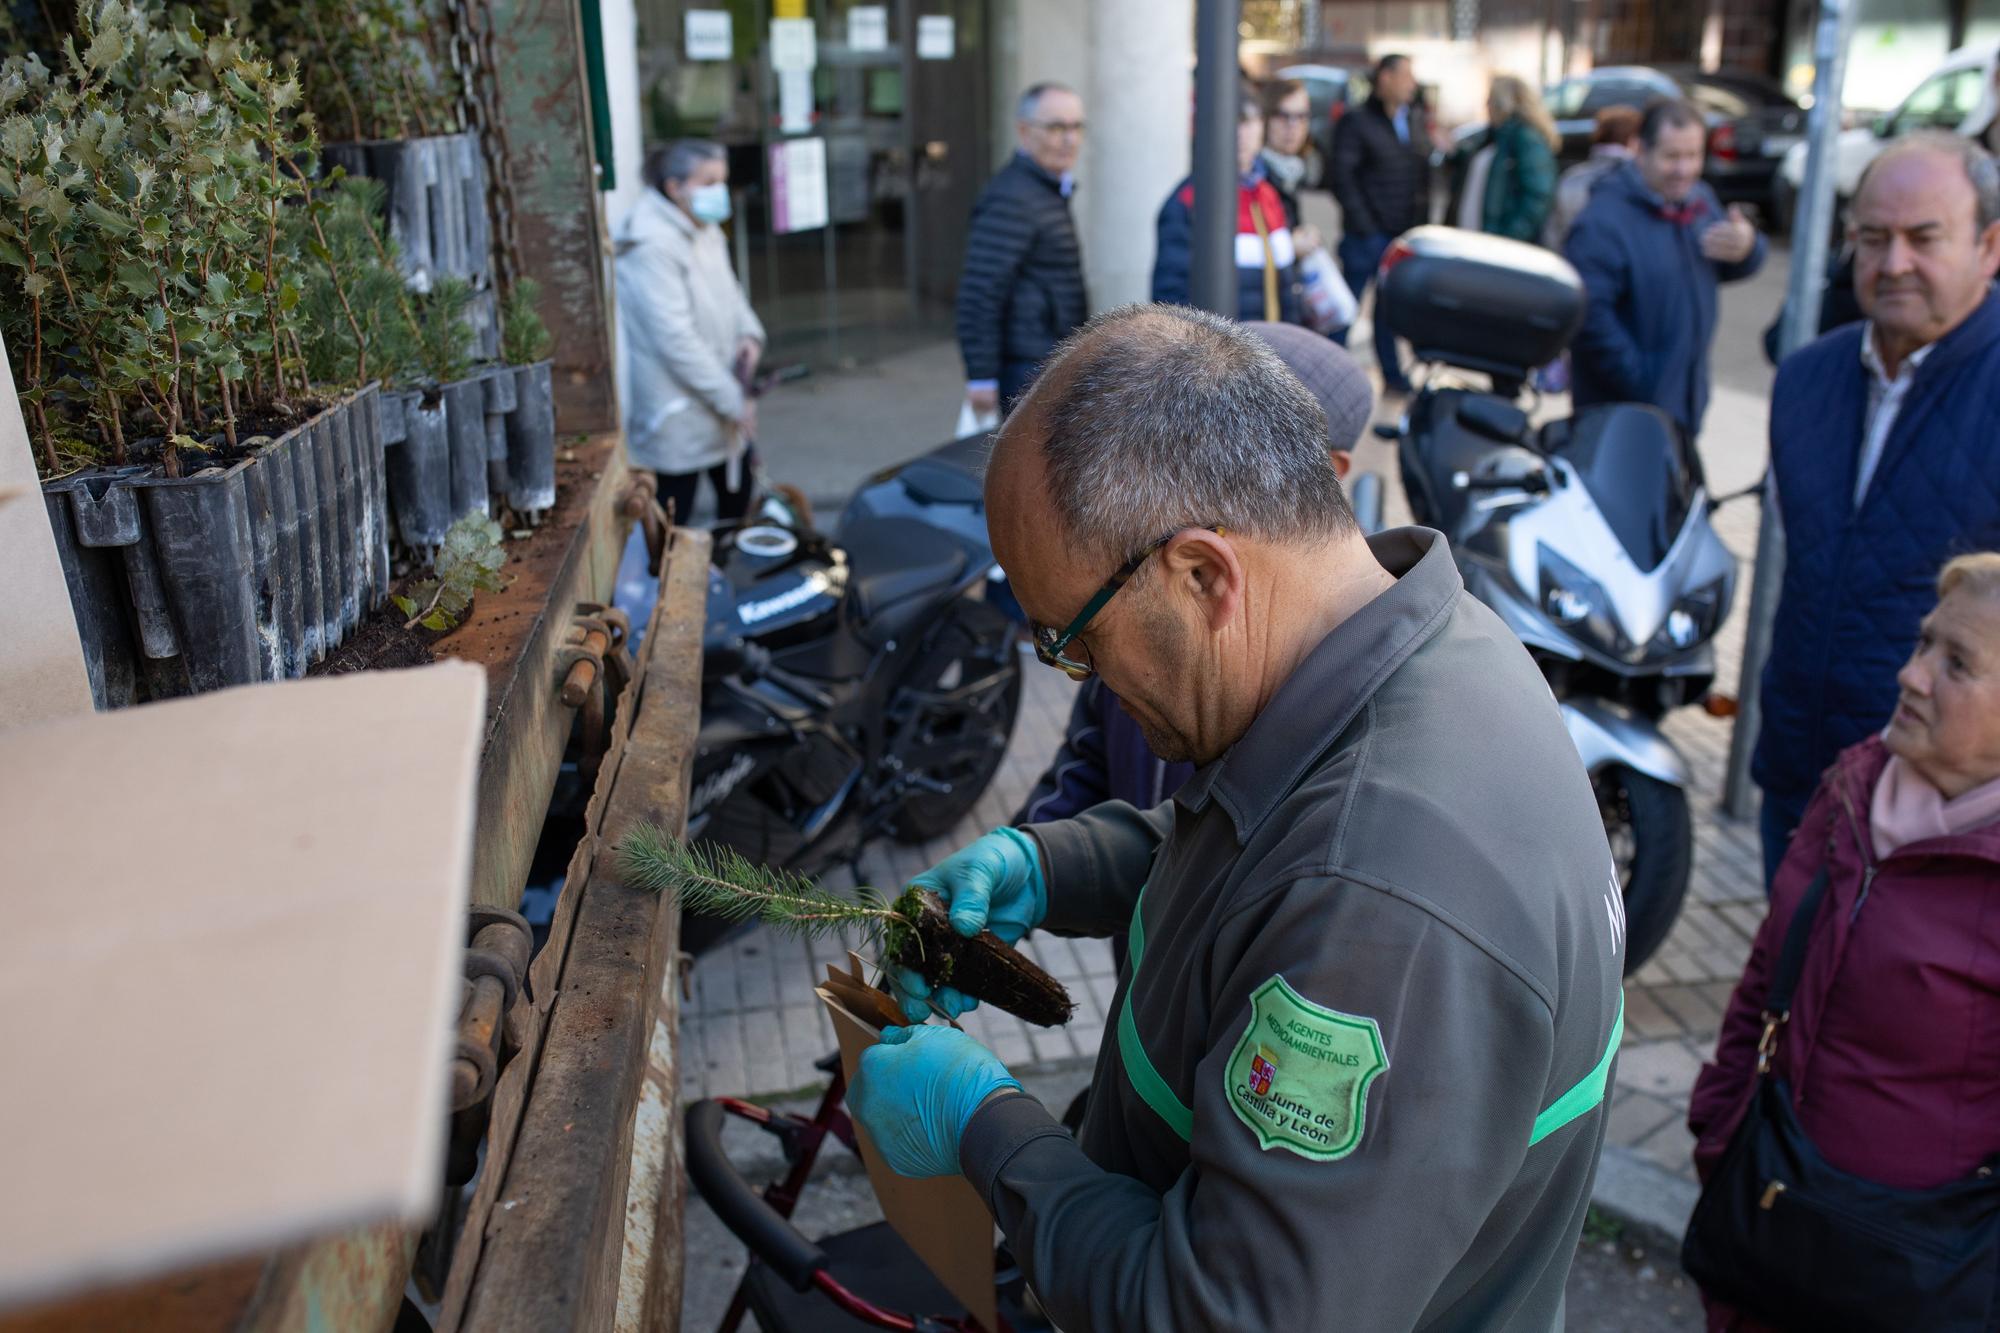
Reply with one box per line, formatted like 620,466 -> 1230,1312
1452,469 -> 1551,494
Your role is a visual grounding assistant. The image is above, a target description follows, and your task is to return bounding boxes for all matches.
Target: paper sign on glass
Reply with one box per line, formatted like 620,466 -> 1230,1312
770,16 -> 818,72
778,68 -> 814,134
768,136 -> 829,234
684,9 -> 731,60
917,15 -> 954,59
847,5 -> 888,51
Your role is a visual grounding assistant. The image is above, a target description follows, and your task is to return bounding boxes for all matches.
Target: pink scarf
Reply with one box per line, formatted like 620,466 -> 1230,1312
1870,754 -> 2000,858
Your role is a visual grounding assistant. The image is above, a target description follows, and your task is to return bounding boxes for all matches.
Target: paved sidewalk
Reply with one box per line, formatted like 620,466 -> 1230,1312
686,333 -> 1783,1232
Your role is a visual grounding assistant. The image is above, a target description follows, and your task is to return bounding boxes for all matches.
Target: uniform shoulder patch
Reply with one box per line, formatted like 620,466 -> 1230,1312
1225,974 -> 1388,1162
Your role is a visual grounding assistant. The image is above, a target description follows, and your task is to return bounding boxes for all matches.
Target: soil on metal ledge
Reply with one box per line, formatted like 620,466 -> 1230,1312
311,434 -> 607,682
309,599 -> 446,675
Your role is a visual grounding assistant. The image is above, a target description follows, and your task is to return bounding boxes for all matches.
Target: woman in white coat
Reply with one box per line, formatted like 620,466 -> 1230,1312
615,141 -> 766,524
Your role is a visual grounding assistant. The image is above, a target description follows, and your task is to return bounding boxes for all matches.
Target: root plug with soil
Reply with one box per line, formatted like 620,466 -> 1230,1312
618,828 -> 1075,1028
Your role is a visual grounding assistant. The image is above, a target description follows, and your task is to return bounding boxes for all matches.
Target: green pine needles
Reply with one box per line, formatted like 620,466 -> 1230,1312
501,277 -> 553,367
618,824 -> 906,942
617,824 -> 1079,1027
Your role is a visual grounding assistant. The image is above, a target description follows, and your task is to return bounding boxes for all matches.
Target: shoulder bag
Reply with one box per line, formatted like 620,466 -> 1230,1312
1681,866 -> 2000,1331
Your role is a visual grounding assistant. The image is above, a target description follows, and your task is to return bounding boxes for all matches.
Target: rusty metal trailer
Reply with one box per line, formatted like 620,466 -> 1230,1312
3,447 -> 708,1333
1,0 -> 709,1322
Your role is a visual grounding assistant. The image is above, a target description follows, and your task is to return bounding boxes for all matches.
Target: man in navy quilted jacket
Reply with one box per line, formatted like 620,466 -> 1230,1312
1755,132 -> 2000,886
955,83 -> 1090,418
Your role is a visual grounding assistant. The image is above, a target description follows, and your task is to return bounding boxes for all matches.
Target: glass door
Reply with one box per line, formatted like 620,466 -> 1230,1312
631,0 -> 987,368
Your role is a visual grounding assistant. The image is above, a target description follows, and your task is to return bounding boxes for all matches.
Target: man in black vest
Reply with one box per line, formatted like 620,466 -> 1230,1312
956,83 -> 1090,418
1330,53 -> 1431,396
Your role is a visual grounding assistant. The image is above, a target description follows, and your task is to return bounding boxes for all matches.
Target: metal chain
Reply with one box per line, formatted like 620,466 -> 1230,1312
445,0 -> 523,296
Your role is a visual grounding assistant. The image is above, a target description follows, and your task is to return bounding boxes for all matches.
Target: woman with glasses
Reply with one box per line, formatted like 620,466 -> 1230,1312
1260,78 -> 1325,231
1150,93 -> 1305,325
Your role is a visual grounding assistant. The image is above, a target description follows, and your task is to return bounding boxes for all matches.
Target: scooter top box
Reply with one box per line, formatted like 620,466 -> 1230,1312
1377,226 -> 1586,378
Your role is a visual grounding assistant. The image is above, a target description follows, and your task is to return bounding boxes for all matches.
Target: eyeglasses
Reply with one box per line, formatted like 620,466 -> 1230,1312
1030,120 -> 1087,137
1030,526 -> 1223,681
1270,111 -> 1311,123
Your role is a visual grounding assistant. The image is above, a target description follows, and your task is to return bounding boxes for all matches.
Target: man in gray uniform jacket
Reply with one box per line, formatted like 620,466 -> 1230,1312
850,304 -> 1625,1331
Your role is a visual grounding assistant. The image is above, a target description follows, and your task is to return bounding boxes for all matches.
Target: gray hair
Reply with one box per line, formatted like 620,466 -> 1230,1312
1016,82 -> 1077,124
1024,305 -> 1355,562
642,139 -> 725,195
1854,130 -> 2000,231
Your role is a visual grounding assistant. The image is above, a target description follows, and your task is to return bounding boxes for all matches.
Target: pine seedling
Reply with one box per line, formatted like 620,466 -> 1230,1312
618,827 -> 904,940
501,277 -> 552,366
393,512 -> 507,629
618,824 -> 1076,1027
411,272 -> 479,388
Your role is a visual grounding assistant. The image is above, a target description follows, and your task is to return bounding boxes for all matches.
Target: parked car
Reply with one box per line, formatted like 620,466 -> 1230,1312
1277,63 -> 1371,168
1770,41 -> 2000,238
1537,65 -> 1805,219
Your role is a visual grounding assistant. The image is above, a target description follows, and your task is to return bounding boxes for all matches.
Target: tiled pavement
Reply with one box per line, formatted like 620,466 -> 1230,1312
680,378 -> 1778,1198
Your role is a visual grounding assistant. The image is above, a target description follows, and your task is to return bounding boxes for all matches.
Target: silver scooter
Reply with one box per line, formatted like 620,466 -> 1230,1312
1377,227 -> 1739,971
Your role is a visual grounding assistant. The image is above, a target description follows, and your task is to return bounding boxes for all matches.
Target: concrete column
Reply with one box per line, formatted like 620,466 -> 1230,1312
1081,0 -> 1194,311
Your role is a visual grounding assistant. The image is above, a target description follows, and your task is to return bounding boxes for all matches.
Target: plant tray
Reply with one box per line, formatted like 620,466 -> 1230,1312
381,361 -> 557,558
42,385 -> 390,709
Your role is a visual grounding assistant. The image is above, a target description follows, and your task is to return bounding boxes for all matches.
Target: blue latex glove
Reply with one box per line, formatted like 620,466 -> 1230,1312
888,826 -> 1047,1021
850,1024 -> 1021,1178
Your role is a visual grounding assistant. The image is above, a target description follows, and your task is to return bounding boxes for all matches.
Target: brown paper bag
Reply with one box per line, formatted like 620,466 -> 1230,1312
815,963 -> 998,1331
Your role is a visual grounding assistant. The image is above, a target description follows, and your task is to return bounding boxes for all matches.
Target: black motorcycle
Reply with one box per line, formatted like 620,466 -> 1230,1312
683,444 -> 1022,956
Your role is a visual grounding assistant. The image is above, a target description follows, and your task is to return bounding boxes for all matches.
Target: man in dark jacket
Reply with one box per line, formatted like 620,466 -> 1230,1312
851,305 -> 1622,1331
1563,99 -> 1764,437
955,83 -> 1090,416
1753,132 -> 2000,884
1329,53 -> 1431,395
1151,93 -> 1303,326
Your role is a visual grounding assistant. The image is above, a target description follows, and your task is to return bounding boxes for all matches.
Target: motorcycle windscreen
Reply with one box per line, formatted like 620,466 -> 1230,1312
1551,405 -> 1699,573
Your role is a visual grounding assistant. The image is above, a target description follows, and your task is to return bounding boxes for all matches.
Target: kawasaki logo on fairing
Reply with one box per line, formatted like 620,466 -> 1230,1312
737,570 -> 832,625
692,752 -> 756,815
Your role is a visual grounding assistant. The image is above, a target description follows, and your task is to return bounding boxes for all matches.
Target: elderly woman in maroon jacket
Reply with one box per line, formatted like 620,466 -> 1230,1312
1689,551 -> 2000,1330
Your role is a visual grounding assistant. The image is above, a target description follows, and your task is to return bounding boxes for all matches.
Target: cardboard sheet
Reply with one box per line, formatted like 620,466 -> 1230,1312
0,663 -> 488,1310
0,334 -> 93,729
816,957 -> 997,1330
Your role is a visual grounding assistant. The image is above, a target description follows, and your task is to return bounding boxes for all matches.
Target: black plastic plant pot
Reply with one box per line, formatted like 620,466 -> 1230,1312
352,385 -> 392,607
245,427 -> 309,675
441,375 -> 493,525
40,470 -> 147,707
465,286 -> 500,362
40,388 -> 390,708
322,132 -> 491,299
130,460 -> 267,693
505,360 -> 558,520
481,363 -> 518,497
382,387 -> 455,556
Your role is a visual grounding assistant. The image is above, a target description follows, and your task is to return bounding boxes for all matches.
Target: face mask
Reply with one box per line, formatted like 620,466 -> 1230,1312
689,181 -> 732,224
